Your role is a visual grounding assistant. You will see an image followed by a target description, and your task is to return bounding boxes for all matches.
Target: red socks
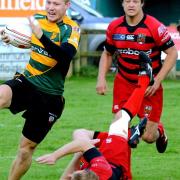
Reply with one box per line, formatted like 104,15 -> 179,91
123,75 -> 149,118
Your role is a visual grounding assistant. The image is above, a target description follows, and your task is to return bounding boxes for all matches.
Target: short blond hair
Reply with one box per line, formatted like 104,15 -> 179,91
71,170 -> 99,180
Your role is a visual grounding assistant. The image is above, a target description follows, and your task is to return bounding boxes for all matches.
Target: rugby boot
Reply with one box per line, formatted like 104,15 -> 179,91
128,117 -> 147,148
156,123 -> 168,153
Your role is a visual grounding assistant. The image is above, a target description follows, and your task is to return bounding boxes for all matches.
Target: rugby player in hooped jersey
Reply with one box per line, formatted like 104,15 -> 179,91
0,0 -> 80,179
96,0 -> 178,178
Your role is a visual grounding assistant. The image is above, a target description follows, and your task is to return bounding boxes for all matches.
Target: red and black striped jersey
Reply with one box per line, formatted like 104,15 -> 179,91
105,14 -> 175,83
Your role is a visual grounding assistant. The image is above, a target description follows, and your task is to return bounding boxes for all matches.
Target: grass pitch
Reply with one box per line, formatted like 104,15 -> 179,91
0,76 -> 180,180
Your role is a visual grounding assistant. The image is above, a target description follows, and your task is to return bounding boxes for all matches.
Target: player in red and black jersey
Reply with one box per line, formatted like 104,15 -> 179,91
96,0 -> 178,175
36,54 -> 153,180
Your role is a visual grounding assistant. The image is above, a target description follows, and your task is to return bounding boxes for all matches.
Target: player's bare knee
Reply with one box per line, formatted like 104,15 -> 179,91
17,148 -> 32,163
73,129 -> 86,139
111,111 -> 122,124
0,85 -> 12,108
114,110 -> 122,120
0,98 -> 10,108
142,132 -> 156,143
19,141 -> 37,156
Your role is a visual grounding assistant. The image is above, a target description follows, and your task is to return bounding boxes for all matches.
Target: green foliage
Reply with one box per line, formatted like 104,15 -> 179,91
0,77 -> 180,179
79,65 -> 99,77
78,65 -> 116,79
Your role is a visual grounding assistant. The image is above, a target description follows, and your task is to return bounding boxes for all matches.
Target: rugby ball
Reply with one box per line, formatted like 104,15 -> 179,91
4,23 -> 32,49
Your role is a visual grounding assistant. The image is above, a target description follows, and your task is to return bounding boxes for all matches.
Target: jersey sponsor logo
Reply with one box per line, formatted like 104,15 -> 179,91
158,24 -> 167,37
161,31 -> 170,43
137,34 -> 146,44
112,34 -> 126,40
144,105 -> 152,117
31,45 -> 51,57
50,32 -> 59,41
112,34 -> 135,41
48,112 -> 57,123
126,34 -> 135,41
114,105 -> 120,110
106,138 -> 112,143
117,48 -> 152,56
50,32 -> 60,43
72,26 -> 80,33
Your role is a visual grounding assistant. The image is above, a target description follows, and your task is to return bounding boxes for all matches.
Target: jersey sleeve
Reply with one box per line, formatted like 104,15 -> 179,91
147,16 -> 175,51
83,147 -> 112,180
93,131 -> 108,148
106,22 -> 114,45
79,132 -> 109,170
62,23 -> 80,50
104,22 -> 117,54
156,23 -> 174,50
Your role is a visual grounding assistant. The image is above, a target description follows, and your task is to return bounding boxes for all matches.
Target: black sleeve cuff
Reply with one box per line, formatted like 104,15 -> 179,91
93,131 -> 100,139
83,147 -> 102,163
104,41 -> 116,55
160,38 -> 175,51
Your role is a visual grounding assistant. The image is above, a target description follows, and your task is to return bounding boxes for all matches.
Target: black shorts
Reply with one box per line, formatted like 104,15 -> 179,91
5,74 -> 65,143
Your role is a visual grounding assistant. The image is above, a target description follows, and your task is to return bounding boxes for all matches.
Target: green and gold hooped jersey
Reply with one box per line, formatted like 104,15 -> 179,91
23,12 -> 80,95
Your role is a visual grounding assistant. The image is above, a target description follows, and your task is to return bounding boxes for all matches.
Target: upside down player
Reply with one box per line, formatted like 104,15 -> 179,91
36,52 -> 153,180
96,0 -> 178,168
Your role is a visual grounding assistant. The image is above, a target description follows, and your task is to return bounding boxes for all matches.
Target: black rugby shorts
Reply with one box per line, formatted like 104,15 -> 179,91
5,75 -> 65,143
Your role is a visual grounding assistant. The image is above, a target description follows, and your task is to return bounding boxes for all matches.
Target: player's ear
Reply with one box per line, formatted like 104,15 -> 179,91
141,0 -> 144,8
68,174 -> 73,178
65,1 -> 71,9
122,1 -> 124,8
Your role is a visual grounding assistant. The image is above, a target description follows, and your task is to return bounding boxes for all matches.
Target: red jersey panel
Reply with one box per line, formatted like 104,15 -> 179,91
99,135 -> 129,174
80,132 -> 131,179
80,132 -> 108,170
89,156 -> 112,180
106,14 -> 175,83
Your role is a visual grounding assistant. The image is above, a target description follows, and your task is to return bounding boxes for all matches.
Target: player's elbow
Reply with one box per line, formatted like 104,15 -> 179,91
73,129 -> 88,140
167,46 -> 178,61
173,47 -> 178,60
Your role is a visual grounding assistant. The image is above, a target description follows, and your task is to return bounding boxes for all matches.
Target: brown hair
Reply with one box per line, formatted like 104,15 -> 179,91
121,0 -> 145,4
71,170 -> 99,180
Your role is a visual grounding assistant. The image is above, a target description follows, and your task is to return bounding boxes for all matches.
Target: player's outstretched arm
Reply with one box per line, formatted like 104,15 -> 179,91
60,152 -> 82,180
36,139 -> 100,165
